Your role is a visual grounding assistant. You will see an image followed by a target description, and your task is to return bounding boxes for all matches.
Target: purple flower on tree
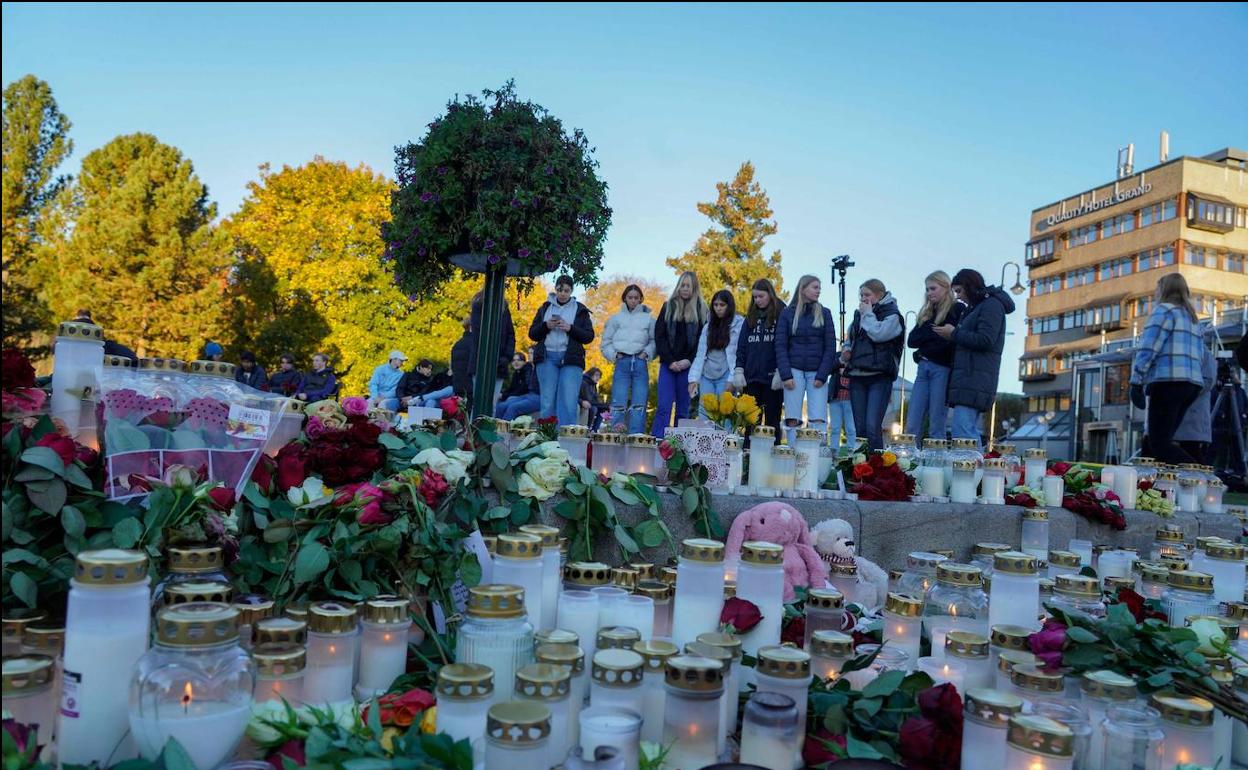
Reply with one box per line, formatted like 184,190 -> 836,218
484,239 -> 496,249
518,248 -> 531,259
420,191 -> 435,202
437,166 -> 449,175
487,254 -> 501,265
511,198 -> 521,207
417,247 -> 427,257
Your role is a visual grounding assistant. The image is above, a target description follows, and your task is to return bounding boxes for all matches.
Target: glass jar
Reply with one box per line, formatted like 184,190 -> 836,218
924,562 -> 988,638
1203,477 -> 1227,513
1023,448 -> 1048,489
816,440 -> 837,495
356,596 -> 411,699
564,562 -> 611,592
303,601 -> 357,706
2,655 -> 57,742
153,545 -> 228,609
632,640 -> 678,744
129,603 -> 254,768
747,426 -> 776,491
590,432 -> 624,477
578,707 -> 641,770
898,551 -> 949,598
253,616 -> 307,647
1162,570 -> 1219,628
882,593 -> 924,664
1149,526 -> 1188,562
809,630 -> 854,684
724,435 -> 743,491
560,425 -> 591,467
994,443 -> 1023,487
518,524 -> 562,634
662,654 -> 724,770
670,538 -> 725,649
253,642 -> 304,706
625,433 -> 657,477
485,701 -> 551,768
1128,456 -> 1159,484
590,648 -> 644,716
739,691 -> 800,770
2,609 -> 47,658
493,533 -> 545,632
996,650 -> 1039,691
1004,715 -> 1074,770
1179,463 -> 1209,498
991,624 -> 1036,672
1152,693 -> 1216,768
803,588 -> 846,647
60,549 -> 151,767
768,445 -> 796,491
535,642 -> 586,744
456,585 -> 535,703
753,646 -> 811,769
1136,562 -> 1169,601
828,562 -> 860,605
962,688 -> 1024,770
1079,670 -> 1139,765
946,631 -> 994,691
231,595 -> 274,652
982,458 -> 1008,504
1176,477 -> 1201,512
971,542 -> 1012,575
917,438 -> 949,497
436,663 -> 493,764
1007,664 -> 1067,710
735,541 -> 784,654
1031,701 -> 1093,770
19,620 -> 64,703
1047,551 -> 1081,580
886,433 -> 919,472
793,427 -> 822,495
949,437 -> 984,485
1050,575 -> 1106,619
1021,509 -> 1050,560
950,459 -> 978,503
636,580 -> 672,639
989,552 -> 1041,632
1203,541 -> 1245,603
844,644 -> 910,691
516,663 -> 574,769
1099,704 -> 1164,770
1152,470 -> 1178,503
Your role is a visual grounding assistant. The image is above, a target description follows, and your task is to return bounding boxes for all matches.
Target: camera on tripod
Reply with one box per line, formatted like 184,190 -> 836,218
831,254 -> 855,274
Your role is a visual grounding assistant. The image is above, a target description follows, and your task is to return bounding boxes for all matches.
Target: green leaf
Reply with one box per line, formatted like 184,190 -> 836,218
294,543 -> 330,584
861,669 -> 905,699
613,524 -> 639,554
1066,626 -> 1099,643
846,733 -> 887,760
10,571 -> 38,607
440,431 -> 457,451
1146,671 -> 1173,688
510,499 -> 532,526
634,519 -> 665,548
112,516 -> 143,548
26,478 -> 67,514
682,486 -> 699,514
19,446 -> 66,476
379,432 -> 407,451
609,485 -> 641,506
12,466 -> 55,483
63,462 -> 94,490
61,505 -> 86,538
340,560 -> 363,583
490,442 -> 510,469
264,520 -> 295,543
159,736 -> 198,770
243,482 -> 271,510
852,696 -> 883,718
460,551 -> 483,587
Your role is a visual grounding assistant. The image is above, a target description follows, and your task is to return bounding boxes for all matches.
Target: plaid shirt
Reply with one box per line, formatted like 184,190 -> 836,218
1131,303 -> 1206,387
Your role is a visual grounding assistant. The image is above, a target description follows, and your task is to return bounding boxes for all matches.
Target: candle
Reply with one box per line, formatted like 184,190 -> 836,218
611,596 -> 655,641
579,707 -> 642,770
252,643 -> 305,705
1177,478 -> 1200,512
558,590 -> 601,663
988,552 -> 1040,632
1023,449 -> 1047,489
1003,715 -> 1074,770
809,630 -> 854,684
635,581 -> 672,639
803,588 -> 846,648
951,460 -> 977,504
1163,570 -> 1220,627
131,697 -> 251,769
687,640 -> 734,753
493,533 -> 546,631
917,656 -> 966,694
828,563 -> 860,606
303,602 -> 358,705
634,641 -> 679,743
739,691 -> 800,770
662,654 -> 724,770
747,427 -> 776,490
519,524 -> 563,632
1,656 -> 57,742
1041,475 -> 1064,508
961,688 -> 1023,770
1204,541 -> 1246,603
981,473 -> 1006,503
355,597 -> 411,699
1020,510 -> 1050,560
920,465 -> 946,497
1100,465 -> 1117,489
670,539 -> 725,649
735,541 -> 785,655
927,618 -> 955,661
1152,694 -> 1216,768
2,609 -> 48,658
455,585 -> 535,704
945,631 -> 993,692
590,649 -> 644,716
753,646 -> 812,769
485,701 -> 551,768
846,644 -> 910,689
882,593 -> 923,666
592,586 -> 630,631
535,643 -> 586,746
515,663 -> 573,770
59,549 -> 151,767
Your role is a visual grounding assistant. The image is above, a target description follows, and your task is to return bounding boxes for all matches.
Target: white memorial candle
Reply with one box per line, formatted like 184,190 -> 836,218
735,542 -> 785,655
670,539 -> 725,649
981,473 -> 1006,503
492,533 -> 546,631
1023,449 -> 1047,489
579,707 -> 641,770
557,590 -> 601,663
1111,465 -> 1137,510
131,699 -> 251,770
1042,475 -> 1065,507
519,524 -> 563,632
882,594 -> 924,666
920,465 -> 946,497
661,655 -> 723,770
988,552 -> 1040,633
303,602 -> 359,705
917,656 -> 966,694
355,597 -> 411,699
951,461 -> 977,504
961,689 -> 1024,770
1153,694 -> 1216,769
739,691 -> 800,770
592,586 -> 630,631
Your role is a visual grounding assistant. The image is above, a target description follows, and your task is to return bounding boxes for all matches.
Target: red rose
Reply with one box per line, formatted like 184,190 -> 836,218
780,615 -> 806,647
918,682 -> 963,729
1138,479 -> 1154,492
719,597 -> 762,634
363,688 -> 435,728
802,727 -> 847,767
206,486 -> 236,513
852,463 -> 874,480
419,468 -> 449,506
1116,588 -> 1167,623
658,440 -> 675,461
34,433 -> 76,467
126,473 -> 154,492
267,738 -> 306,770
275,444 -> 308,491
439,396 -> 458,417
251,454 -> 276,493
74,443 -> 98,468
1,349 -> 36,391
358,500 -> 392,525
1028,619 -> 1067,671
899,715 -> 961,770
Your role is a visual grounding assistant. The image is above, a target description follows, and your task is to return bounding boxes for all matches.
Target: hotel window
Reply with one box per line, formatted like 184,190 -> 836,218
1031,315 -> 1060,334
1162,199 -> 1176,220
1061,309 -> 1086,329
1065,267 -> 1095,288
1139,244 -> 1175,270
1020,358 -> 1052,378
1227,252 -> 1245,273
1101,213 -> 1134,238
1068,224 -> 1099,248
1237,207 -> 1246,228
1135,297 -> 1154,318
1099,257 -> 1133,281
1185,245 -> 1210,267
1025,238 -> 1055,265
1033,275 -> 1062,296
1104,364 -> 1130,405
1086,304 -> 1121,329
1188,195 -> 1235,232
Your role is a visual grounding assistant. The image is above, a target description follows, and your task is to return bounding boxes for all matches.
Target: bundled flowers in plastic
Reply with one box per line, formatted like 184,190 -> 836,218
1136,486 -> 1174,517
1063,484 -> 1126,530
848,451 -> 915,501
1005,484 -> 1044,508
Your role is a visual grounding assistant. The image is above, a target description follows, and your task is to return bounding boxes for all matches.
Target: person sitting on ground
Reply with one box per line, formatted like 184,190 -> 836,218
203,341 -> 225,362
368,350 -> 408,410
400,358 -> 456,410
496,352 -> 541,420
235,351 -> 268,390
580,367 -> 609,429
297,353 -> 338,402
268,353 -> 303,397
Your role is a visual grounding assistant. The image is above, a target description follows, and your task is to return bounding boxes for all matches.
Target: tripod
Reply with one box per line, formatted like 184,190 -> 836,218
1211,379 -> 1248,480
829,254 -> 855,343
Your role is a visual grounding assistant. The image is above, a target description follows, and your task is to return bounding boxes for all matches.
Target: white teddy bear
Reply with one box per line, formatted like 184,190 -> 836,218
810,518 -> 889,609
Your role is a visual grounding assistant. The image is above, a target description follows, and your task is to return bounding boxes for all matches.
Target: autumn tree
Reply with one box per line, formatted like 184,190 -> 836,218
33,133 -> 229,359
667,161 -> 784,310
2,75 -> 72,353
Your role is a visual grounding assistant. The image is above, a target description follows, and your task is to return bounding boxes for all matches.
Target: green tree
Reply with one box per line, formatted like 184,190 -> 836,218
667,161 -> 784,310
2,75 -> 73,354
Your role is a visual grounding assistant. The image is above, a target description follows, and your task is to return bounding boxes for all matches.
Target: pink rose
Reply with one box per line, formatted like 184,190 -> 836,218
341,396 -> 369,417
658,440 -> 675,461
1028,619 -> 1067,671
304,415 -> 327,439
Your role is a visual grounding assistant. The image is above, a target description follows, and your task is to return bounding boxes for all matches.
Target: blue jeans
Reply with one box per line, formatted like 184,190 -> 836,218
496,393 -> 540,420
951,405 -> 982,446
904,359 -> 951,441
781,369 -> 828,445
537,350 -> 583,427
376,396 -> 399,411
828,400 -> 857,451
697,372 -> 731,423
420,386 -> 454,409
850,374 -> 892,451
610,355 -> 650,434
652,365 -> 690,438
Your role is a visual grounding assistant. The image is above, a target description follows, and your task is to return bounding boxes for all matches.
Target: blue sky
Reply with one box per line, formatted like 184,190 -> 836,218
5,3 -> 1246,391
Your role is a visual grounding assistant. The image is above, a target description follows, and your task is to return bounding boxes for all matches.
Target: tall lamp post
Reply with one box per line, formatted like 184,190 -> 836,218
987,262 -> 1028,448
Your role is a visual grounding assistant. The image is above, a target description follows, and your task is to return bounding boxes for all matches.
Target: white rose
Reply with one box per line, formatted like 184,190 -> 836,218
1190,617 -> 1227,655
526,455 -> 569,494
515,432 -> 542,451
413,448 -> 472,485
510,415 -> 533,429
287,477 -> 332,508
610,472 -> 632,487
245,700 -> 286,745
517,472 -> 555,501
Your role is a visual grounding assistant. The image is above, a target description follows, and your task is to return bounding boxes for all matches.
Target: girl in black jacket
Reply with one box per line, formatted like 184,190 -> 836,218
528,275 -> 595,427
904,271 -> 964,441
732,278 -> 784,431
651,271 -> 708,437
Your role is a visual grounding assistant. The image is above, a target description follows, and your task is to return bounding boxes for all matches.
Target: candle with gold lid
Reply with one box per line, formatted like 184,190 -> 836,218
597,625 -> 642,652
2,655 -> 57,741
945,631 -> 993,691
1163,570 -> 1219,627
1079,670 -> 1137,763
1152,693 -> 1216,767
558,424 -> 591,466
1004,714 -> 1074,770
154,546 -> 230,608
671,538 -> 725,649
961,688 -> 1024,770
564,561 -> 611,590
356,595 -> 411,699
302,601 -> 358,705
283,601 -> 309,622
436,663 -> 493,761
485,701 -> 551,767
3,608 -> 47,657
693,633 -> 741,751
1203,540 -> 1246,602
662,654 -> 724,770
988,551 -> 1041,632
924,561 -> 988,644
735,541 -> 784,654
753,645 -> 812,767
803,587 -> 846,648
162,579 -> 232,606
635,580 -> 672,638
456,584 -> 534,703
253,642 -> 305,705
515,663 -> 573,768
1023,448 -> 1048,488
1049,574 -> 1105,618
520,524 -> 562,631
232,595 -> 274,651
882,592 -> 923,665
982,457 -> 1008,503
20,618 -> 65,658
590,648 -> 644,717
535,628 -> 578,649
739,691 -> 800,770
1020,508 -> 1050,560
254,616 -> 307,646
1008,664 -> 1065,709
634,639 -> 679,743
493,533 -> 545,631
995,649 -> 1038,691
809,630 -> 854,683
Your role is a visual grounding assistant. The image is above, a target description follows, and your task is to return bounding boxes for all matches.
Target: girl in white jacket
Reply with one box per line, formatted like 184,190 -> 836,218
689,289 -> 745,422
600,284 -> 656,433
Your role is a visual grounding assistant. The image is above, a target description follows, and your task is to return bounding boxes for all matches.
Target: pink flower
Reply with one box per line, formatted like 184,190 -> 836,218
1028,619 -> 1067,671
304,415 -> 327,439
658,440 -> 675,461
358,499 -> 391,525
341,396 -> 369,417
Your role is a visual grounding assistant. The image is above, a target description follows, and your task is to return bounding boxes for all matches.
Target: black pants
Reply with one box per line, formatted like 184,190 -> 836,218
1146,382 -> 1203,465
743,381 -> 784,433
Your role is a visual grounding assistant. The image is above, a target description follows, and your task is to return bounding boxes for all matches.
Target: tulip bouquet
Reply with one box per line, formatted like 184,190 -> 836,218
699,390 -> 761,432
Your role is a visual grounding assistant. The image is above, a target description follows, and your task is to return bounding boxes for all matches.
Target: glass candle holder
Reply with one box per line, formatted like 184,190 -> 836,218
898,551 -> 949,598
917,656 -> 966,693
632,640 -> 679,744
924,562 -> 989,641
516,663 -> 573,769
1136,562 -> 1169,601
810,630 -> 854,684
590,649 -> 644,716
971,542 -> 1012,575
1099,704 -> 1164,770
252,643 -> 305,706
493,533 -> 545,631
1047,551 -> 1081,580
747,426 -> 776,491
1004,715 -> 1074,770
129,603 -> 255,769
456,585 -> 535,703
661,654 -> 724,770
919,438 -> 948,497
724,435 -> 744,491
990,624 -> 1034,668
671,539 -> 725,649
355,596 -> 411,699
1008,665 -> 1067,711
739,691 -> 799,770
622,434 -> 653,477
635,581 -> 672,639
2,608 -> 47,658
597,626 -> 642,653
1163,570 -> 1219,627
1152,693 -> 1215,768
845,644 -> 910,689
950,459 -> 977,503
611,596 -> 654,641
949,437 -> 984,484
961,688 -> 1024,770
564,561 -> 611,592
154,545 -> 229,609
996,650 -> 1038,692
882,593 -> 923,665
560,425 -> 591,467
558,589 -> 601,663
945,631 -> 993,692
303,602 -> 358,706
1079,670 -> 1138,764
1042,474 -> 1065,509
520,524 -> 562,632
1203,541 -> 1246,603
686,639 -> 734,753
1031,701 -> 1094,769
753,646 -> 812,768
579,706 -> 641,770
1204,478 -> 1227,513
485,701 -> 551,768
1021,509 -> 1050,560
989,552 -> 1041,632
735,541 -> 784,654
1050,575 -> 1106,619
59,549 -> 151,767
793,427 -> 823,494
768,445 -> 796,491
1176,477 -> 1200,512
828,562 -> 860,605
803,588 -> 846,648
993,443 -> 1022,487
2,655 -> 57,742
437,661 -> 494,765
253,616 -> 307,647
982,458 -> 1007,503
1023,448 -> 1047,489
590,432 -> 624,477
535,628 -> 578,651
231,595 -> 274,652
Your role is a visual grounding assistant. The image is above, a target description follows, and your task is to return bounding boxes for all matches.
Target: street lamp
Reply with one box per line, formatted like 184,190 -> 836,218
1000,261 -> 1027,295
899,309 -> 917,435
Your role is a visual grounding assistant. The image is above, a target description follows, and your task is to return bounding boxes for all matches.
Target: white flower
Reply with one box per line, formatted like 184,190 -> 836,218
538,441 -> 571,465
610,472 -> 632,487
517,472 -> 555,501
525,455 -> 569,494
287,477 -> 333,508
1190,617 -> 1227,655
413,448 -> 473,484
510,415 -> 534,429
515,432 -> 542,451
245,700 -> 287,744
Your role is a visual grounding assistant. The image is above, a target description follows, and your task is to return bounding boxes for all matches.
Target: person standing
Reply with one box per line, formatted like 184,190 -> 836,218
904,271 -> 964,442
1127,273 -> 1207,465
470,291 -> 515,409
776,275 -> 837,445
528,275 -> 595,427
268,353 -> 303,397
732,279 -> 784,431
600,284 -> 655,434
827,373 -> 857,452
451,317 -> 476,402
496,353 -> 540,420
935,269 -> 1016,446
842,279 -> 904,451
297,353 -> 338,402
690,289 -> 745,420
652,271 -> 708,437
368,351 -> 407,410
1174,331 -> 1216,464
235,351 -> 268,390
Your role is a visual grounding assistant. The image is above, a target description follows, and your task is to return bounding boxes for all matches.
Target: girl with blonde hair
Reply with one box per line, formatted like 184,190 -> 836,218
776,274 -> 838,444
904,270 -> 965,440
651,271 -> 709,436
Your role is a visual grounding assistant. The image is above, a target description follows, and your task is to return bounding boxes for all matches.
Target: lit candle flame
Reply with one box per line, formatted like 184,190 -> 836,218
1177,749 -> 1190,763
949,605 -> 957,618
383,633 -> 392,643
688,724 -> 698,737
329,644 -> 337,654
181,682 -> 193,713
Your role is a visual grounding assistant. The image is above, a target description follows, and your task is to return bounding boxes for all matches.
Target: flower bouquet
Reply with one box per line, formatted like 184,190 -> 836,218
1060,463 -> 1126,530
1004,484 -> 1045,508
1,349 -> 47,419
699,391 -> 761,433
846,451 -> 915,502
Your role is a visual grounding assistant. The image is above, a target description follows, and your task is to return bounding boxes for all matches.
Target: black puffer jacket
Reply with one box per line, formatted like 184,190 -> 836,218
846,294 -> 904,378
654,303 -> 703,365
908,301 -> 966,367
528,300 -> 595,369
947,287 -> 1016,411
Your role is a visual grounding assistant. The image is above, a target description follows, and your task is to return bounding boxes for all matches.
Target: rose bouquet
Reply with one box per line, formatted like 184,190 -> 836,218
847,451 -> 915,502
1005,484 -> 1045,508
1,349 -> 47,418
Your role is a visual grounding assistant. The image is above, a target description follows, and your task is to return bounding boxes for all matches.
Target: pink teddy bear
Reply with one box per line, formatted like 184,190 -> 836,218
724,501 -> 828,601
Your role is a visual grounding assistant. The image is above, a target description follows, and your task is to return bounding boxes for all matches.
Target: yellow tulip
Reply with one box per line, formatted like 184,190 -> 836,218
420,706 -> 438,734
701,393 -> 719,415
380,726 -> 402,752
735,394 -> 758,414
881,452 -> 897,467
719,391 -> 737,413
